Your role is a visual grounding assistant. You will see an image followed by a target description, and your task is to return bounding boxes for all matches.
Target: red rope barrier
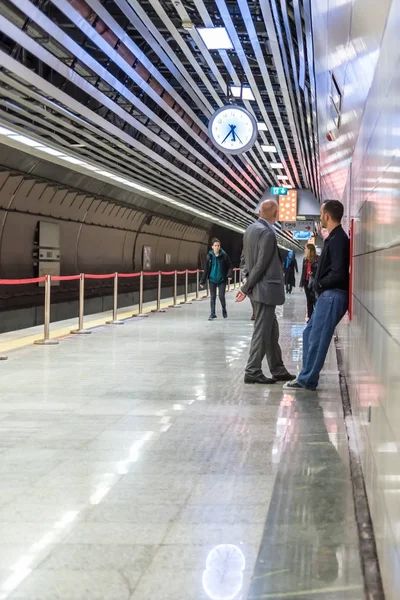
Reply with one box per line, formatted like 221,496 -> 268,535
176,270 -> 186,275
143,271 -> 160,276
51,275 -> 81,282
161,271 -> 175,276
0,276 -> 47,285
187,270 -> 198,274
85,274 -> 115,280
118,272 -> 141,278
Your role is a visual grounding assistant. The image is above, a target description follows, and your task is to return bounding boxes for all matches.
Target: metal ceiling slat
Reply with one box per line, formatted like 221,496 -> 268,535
0,17 -> 256,218
235,0 -> 304,185
172,0 -> 274,187
68,0 -> 263,199
110,0 -> 270,192
259,0 -> 309,186
0,49 -> 251,228
13,0 -> 259,206
0,82 -> 200,200
120,0 -> 214,114
213,0 -> 298,188
277,0 -> 313,189
302,0 -> 322,200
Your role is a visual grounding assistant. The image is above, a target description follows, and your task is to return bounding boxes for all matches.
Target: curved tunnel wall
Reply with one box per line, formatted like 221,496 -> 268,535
0,170 -> 209,280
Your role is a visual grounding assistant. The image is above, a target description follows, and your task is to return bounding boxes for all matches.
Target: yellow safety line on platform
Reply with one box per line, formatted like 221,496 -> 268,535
0,291 -> 211,354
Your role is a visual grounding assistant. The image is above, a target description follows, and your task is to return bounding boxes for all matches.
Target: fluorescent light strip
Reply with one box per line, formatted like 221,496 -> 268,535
261,145 -> 277,153
270,163 -> 284,169
1,125 -> 246,233
197,27 -> 233,50
277,175 -> 289,180
257,122 -> 268,131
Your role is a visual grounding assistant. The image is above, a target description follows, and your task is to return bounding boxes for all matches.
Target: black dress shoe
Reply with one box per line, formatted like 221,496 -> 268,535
274,373 -> 297,382
244,374 -> 277,384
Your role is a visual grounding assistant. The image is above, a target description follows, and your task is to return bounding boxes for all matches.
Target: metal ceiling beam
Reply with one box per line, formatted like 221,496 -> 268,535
0,48 -> 252,227
259,0 -> 310,186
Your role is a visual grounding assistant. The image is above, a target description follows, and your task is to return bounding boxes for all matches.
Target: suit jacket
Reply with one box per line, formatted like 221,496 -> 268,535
241,219 -> 285,306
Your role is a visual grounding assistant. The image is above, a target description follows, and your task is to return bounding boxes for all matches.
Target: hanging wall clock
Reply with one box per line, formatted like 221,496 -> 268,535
208,105 -> 258,155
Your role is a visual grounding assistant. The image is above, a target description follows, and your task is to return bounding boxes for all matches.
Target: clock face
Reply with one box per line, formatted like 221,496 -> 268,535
208,105 -> 258,155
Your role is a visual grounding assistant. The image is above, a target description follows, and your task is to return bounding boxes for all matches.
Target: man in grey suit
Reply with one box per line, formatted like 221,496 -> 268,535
236,200 -> 295,384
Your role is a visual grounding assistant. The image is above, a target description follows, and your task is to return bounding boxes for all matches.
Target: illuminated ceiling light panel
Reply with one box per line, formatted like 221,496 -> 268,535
261,145 -> 277,152
197,27 -> 233,50
270,163 -> 284,169
230,86 -> 255,101
277,175 -> 289,180
0,126 -> 14,135
257,122 -> 268,131
59,155 -> 87,165
37,146 -> 65,157
9,134 -> 40,147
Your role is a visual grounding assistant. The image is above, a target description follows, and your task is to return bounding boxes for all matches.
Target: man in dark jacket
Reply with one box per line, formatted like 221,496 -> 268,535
200,238 -> 233,320
284,200 -> 350,391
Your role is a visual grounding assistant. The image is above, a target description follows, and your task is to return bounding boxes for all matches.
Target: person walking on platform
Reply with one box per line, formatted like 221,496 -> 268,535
236,200 -> 295,385
284,200 -> 350,392
240,252 -> 255,321
200,238 -> 233,321
284,250 -> 298,294
300,243 -> 319,321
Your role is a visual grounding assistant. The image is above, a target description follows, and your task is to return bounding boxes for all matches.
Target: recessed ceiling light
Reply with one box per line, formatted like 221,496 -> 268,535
270,162 -> 283,169
277,175 -> 289,180
261,145 -> 277,152
197,27 -> 233,50
230,86 -> 255,101
257,122 -> 268,131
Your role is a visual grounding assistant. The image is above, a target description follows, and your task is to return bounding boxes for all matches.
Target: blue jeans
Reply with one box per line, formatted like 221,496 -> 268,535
297,289 -> 348,390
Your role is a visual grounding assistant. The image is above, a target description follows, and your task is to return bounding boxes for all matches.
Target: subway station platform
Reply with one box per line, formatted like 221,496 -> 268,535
0,290 -> 365,600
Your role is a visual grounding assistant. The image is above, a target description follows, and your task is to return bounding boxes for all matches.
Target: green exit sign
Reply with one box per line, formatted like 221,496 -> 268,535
270,187 -> 288,195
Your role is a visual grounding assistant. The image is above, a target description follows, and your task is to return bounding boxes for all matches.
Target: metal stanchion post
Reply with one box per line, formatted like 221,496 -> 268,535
107,273 -> 124,324
71,274 -> 91,335
195,270 -> 200,300
180,270 -> 192,304
35,275 -> 59,346
169,270 -> 181,308
152,272 -> 166,313
135,271 -> 148,317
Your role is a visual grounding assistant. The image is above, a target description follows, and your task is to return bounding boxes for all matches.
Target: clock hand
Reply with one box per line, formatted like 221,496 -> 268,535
222,125 -> 235,144
229,124 -> 244,145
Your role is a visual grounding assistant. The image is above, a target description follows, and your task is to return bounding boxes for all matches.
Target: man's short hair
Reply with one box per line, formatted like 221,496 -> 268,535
322,200 -> 344,223
211,237 -> 220,245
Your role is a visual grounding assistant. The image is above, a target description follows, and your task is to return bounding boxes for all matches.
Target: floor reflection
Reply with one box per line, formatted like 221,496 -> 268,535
248,397 -> 362,599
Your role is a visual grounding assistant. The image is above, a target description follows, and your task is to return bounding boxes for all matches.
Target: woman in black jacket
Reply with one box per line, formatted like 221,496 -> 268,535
300,243 -> 319,321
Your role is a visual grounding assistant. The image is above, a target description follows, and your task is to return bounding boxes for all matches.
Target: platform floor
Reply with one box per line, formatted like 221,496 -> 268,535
0,289 -> 364,600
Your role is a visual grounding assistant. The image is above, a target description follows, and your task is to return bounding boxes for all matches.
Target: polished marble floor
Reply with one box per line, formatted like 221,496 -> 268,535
0,290 -> 364,599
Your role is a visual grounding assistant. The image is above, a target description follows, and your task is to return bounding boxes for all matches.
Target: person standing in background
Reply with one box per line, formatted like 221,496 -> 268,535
200,238 -> 233,321
284,250 -> 298,294
300,243 -> 319,321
